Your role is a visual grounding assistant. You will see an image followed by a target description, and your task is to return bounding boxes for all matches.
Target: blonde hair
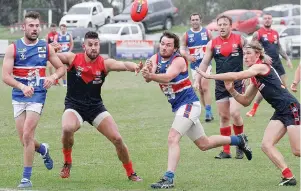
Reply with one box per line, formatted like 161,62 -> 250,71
245,41 -> 265,60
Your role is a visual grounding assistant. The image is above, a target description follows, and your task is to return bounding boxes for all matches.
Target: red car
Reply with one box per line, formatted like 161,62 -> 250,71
206,9 -> 259,34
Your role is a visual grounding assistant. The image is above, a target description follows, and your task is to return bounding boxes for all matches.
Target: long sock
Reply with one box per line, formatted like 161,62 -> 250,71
164,171 -> 174,181
282,168 -> 293,178
123,161 -> 134,177
252,103 -> 259,111
220,126 -> 231,154
233,124 -> 244,135
36,144 -> 46,156
205,105 -> 212,116
23,167 -> 32,180
62,148 -> 72,164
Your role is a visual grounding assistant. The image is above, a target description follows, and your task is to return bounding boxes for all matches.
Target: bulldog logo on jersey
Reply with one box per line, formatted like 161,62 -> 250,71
76,66 -> 84,77
215,45 -> 221,54
201,32 -> 207,40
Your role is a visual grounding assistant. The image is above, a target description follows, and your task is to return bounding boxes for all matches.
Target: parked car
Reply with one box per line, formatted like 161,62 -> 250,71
97,23 -> 145,41
278,25 -> 301,57
59,1 -> 114,29
112,0 -> 179,32
262,4 -> 301,25
206,9 -> 259,34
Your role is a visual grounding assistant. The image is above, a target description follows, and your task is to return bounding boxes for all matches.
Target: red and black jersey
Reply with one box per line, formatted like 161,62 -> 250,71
251,60 -> 299,112
257,27 -> 281,65
65,53 -> 107,107
47,32 -> 58,43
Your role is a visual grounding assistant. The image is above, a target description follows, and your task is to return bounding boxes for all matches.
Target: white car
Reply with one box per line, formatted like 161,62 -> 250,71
97,23 -> 145,41
262,4 -> 301,25
59,1 -> 114,29
278,25 -> 301,57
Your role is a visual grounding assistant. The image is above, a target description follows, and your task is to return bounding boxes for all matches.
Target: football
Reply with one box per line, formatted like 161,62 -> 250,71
130,0 -> 148,22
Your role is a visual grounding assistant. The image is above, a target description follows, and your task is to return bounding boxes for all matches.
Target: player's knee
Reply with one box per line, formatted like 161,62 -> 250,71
230,110 -> 241,120
292,147 -> 300,157
112,136 -> 123,147
219,113 -> 230,124
168,135 -> 179,146
261,141 -> 272,153
22,132 -> 34,146
62,123 -> 76,134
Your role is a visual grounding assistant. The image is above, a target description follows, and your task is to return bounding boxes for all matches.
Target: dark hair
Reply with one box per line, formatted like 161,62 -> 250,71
263,12 -> 272,16
60,24 -> 66,27
216,14 -> 232,25
50,23 -> 56,27
24,11 -> 40,21
159,31 -> 180,50
84,31 -> 99,40
190,13 -> 202,20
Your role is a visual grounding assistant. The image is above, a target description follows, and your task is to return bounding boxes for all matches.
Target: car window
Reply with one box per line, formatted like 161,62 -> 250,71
68,7 -> 91,15
131,26 -> 139,34
92,7 -> 98,15
121,27 -> 130,35
160,1 -> 171,9
292,7 -> 300,16
294,28 -> 301,35
225,14 -> 239,22
246,12 -> 256,19
264,10 -> 289,17
153,2 -> 165,11
240,13 -> 248,21
283,28 -> 294,36
99,26 -> 121,34
97,5 -> 103,12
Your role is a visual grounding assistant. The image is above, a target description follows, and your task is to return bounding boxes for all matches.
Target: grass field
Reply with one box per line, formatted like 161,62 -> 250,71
0,59 -> 300,191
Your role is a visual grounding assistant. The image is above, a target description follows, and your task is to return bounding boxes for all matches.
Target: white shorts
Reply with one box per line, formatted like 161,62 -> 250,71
172,101 -> 206,141
12,101 -> 44,118
63,109 -> 111,128
191,65 -> 212,80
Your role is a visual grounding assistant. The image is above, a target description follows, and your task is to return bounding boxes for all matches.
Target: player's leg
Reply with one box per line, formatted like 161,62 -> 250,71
47,61 -> 59,85
246,92 -> 263,117
229,97 -> 245,159
188,120 -> 252,160
261,120 -> 296,186
60,109 -> 82,178
202,65 -> 213,122
93,111 -> 141,181
215,98 -> 232,158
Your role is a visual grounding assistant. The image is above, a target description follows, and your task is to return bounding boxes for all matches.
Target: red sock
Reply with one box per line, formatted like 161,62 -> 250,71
253,103 -> 259,111
123,161 -> 134,177
282,168 -> 293,178
220,126 -> 231,154
233,124 -> 244,135
63,148 -> 72,164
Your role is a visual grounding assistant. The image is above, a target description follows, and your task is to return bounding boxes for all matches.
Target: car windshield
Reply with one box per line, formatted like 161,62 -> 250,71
99,26 -> 121,34
68,7 -> 91,15
226,14 -> 239,22
122,4 -> 132,14
264,10 -> 289,17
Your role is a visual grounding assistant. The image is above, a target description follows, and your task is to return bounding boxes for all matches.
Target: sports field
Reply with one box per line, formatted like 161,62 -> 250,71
0,59 -> 299,191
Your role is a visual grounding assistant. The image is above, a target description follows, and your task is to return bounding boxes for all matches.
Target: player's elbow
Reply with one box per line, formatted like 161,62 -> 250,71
242,100 -> 251,107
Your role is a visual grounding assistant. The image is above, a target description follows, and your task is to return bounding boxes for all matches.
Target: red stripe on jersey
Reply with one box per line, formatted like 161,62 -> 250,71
172,78 -> 191,92
13,68 -> 46,77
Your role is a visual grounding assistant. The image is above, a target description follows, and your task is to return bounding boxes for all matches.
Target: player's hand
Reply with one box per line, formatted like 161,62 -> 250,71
142,67 -> 152,81
43,76 -> 56,89
224,81 -> 234,92
145,59 -> 153,72
193,79 -> 201,90
263,54 -> 272,65
290,82 -> 298,92
50,42 -> 61,52
135,61 -> 143,75
187,55 -> 196,62
22,85 -> 34,97
287,59 -> 293,69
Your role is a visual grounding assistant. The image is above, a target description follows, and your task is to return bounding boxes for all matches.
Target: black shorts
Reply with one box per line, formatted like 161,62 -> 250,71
65,101 -> 107,126
272,59 -> 285,76
215,80 -> 243,101
271,102 -> 300,127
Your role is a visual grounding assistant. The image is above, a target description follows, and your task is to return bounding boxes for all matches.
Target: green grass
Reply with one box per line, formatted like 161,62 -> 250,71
0,59 -> 300,191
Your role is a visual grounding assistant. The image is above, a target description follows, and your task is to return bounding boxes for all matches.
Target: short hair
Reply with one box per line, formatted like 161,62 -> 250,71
24,11 -> 40,21
50,23 -> 56,27
190,13 -> 202,20
245,41 -> 265,60
60,24 -> 67,27
263,12 -> 272,17
84,31 -> 99,40
159,31 -> 180,50
216,14 -> 232,25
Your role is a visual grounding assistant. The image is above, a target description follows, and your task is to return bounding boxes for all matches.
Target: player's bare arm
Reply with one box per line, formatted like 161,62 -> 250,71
225,81 -> 258,107
142,57 -> 185,83
198,64 -> 268,81
2,44 -> 34,97
251,31 -> 259,42
141,54 -> 157,83
104,59 -> 143,74
277,39 -> 293,68
44,45 -> 66,89
56,51 -> 76,66
69,34 -> 74,52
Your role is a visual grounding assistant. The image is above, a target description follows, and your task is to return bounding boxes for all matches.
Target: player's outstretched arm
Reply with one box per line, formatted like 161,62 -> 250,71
2,44 -> 34,97
197,64 -> 268,81
225,81 -> 258,107
104,59 -> 143,75
142,57 -> 185,83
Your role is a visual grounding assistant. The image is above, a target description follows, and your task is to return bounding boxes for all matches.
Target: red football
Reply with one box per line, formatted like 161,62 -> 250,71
130,0 -> 148,22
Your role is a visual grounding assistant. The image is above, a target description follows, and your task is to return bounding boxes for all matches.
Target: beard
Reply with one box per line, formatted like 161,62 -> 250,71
25,32 -> 38,41
86,52 -> 99,60
264,23 -> 271,28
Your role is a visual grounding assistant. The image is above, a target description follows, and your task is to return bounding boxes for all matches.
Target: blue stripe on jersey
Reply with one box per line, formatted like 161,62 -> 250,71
186,28 -> 210,69
156,52 -> 199,112
13,39 -> 48,104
